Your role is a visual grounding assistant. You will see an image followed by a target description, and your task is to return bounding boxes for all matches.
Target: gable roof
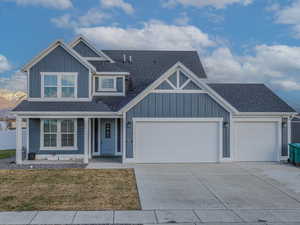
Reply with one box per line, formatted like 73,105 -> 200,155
21,40 -> 96,72
69,35 -> 114,62
208,83 -> 296,113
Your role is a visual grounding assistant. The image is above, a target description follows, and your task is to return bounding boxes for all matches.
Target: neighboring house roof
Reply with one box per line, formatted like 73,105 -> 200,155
208,83 -> 296,113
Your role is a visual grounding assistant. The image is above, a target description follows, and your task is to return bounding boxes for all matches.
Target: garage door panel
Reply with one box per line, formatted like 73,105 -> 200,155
235,121 -> 279,161
134,120 -> 220,163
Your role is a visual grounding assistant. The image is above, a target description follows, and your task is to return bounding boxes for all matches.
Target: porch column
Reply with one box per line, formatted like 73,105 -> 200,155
84,117 -> 89,164
16,116 -> 22,164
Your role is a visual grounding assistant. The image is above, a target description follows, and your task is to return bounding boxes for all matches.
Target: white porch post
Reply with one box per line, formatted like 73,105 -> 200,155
84,117 -> 89,164
88,118 -> 92,159
16,116 -> 23,164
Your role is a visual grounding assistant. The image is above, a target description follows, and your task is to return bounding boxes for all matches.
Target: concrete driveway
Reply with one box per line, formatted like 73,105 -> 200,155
134,162 -> 300,210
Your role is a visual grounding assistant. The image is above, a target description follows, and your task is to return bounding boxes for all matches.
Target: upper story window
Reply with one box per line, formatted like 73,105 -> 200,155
42,72 -> 77,99
98,77 -> 116,91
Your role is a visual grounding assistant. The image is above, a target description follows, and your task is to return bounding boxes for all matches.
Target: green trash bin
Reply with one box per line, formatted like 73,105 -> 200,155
293,143 -> 300,165
289,144 -> 295,164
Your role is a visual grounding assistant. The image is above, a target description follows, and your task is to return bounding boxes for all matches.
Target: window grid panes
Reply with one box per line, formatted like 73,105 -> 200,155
42,119 -> 76,149
43,73 -> 76,98
100,77 -> 115,90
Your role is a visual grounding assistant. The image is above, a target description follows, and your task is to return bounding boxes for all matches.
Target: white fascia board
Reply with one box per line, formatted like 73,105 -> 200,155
235,112 -> 297,117
69,35 -> 115,63
119,61 -> 239,114
13,111 -> 123,117
22,40 -> 96,72
95,72 -> 130,75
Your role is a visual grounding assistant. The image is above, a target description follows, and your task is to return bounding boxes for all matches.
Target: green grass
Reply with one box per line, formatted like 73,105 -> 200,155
0,149 -> 15,159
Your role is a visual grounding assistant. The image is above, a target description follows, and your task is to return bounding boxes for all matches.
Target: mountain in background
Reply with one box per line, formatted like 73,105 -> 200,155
0,89 -> 27,118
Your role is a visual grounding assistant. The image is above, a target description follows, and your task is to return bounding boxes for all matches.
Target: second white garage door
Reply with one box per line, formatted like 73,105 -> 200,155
133,118 -> 222,163
235,120 -> 280,161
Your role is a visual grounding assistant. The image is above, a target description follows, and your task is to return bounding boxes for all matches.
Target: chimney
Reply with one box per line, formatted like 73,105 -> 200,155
123,54 -> 126,63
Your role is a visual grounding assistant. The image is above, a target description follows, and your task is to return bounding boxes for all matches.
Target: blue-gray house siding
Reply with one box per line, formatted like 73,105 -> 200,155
125,93 -> 230,159
292,120 -> 300,143
29,46 -> 90,98
73,41 -> 99,58
28,118 -> 84,155
282,118 -> 288,156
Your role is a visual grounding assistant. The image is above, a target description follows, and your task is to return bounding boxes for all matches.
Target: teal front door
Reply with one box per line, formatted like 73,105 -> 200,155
100,119 -> 116,155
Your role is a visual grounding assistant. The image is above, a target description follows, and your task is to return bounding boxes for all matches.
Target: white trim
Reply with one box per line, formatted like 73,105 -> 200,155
26,118 -> 29,160
84,118 -> 89,163
69,35 -> 114,63
115,118 -> 121,156
84,57 -> 106,61
88,118 -> 92,159
40,119 -> 78,151
28,98 -> 90,102
41,72 -> 78,100
151,90 -> 206,94
93,75 -> 125,96
127,117 -> 224,163
232,117 -> 282,162
36,154 -> 84,160
119,62 -> 238,114
122,112 -> 126,163
98,118 -> 101,155
16,116 -> 22,164
22,40 -> 95,72
236,112 -> 297,116
180,78 -> 192,89
95,72 -> 130,75
91,118 -> 95,158
14,111 -> 122,116
165,79 -> 177,89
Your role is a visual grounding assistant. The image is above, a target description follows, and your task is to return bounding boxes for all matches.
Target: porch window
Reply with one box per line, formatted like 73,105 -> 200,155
42,72 -> 77,99
41,119 -> 77,150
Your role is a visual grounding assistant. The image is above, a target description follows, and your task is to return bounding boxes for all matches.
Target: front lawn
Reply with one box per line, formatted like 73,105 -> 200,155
0,149 -> 15,159
0,169 -> 140,211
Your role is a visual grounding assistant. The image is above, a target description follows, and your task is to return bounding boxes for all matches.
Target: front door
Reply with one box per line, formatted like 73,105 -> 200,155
100,119 -> 116,156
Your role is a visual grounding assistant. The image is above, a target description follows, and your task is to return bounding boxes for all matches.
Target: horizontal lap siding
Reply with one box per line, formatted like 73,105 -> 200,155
29,46 -> 89,98
28,118 -> 84,155
126,93 -> 230,158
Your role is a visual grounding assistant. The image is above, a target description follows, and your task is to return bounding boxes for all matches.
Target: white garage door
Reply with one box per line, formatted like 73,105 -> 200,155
133,119 -> 222,163
235,121 -> 280,161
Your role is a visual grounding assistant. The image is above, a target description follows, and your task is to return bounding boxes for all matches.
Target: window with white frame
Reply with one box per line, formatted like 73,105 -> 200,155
42,73 -> 77,98
41,119 -> 77,149
98,77 -> 116,91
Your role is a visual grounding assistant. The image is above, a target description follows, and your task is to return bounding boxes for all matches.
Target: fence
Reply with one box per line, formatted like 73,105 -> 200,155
0,129 -> 27,150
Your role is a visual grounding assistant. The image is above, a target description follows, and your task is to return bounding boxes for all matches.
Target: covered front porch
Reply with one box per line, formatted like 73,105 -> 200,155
15,115 -> 124,164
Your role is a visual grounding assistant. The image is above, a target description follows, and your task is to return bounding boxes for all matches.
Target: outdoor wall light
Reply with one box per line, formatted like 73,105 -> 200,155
223,121 -> 229,128
282,122 -> 287,128
127,121 -> 132,128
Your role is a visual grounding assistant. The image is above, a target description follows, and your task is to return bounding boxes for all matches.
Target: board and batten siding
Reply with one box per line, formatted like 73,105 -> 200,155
126,93 -> 230,159
292,120 -> 300,143
29,46 -> 89,98
28,118 -> 84,155
73,41 -> 99,58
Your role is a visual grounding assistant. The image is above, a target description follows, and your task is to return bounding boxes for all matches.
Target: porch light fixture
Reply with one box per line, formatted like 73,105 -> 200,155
282,122 -> 287,128
127,121 -> 132,128
223,121 -> 229,128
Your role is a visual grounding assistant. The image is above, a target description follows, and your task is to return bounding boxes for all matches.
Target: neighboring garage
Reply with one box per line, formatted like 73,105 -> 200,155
133,118 -> 223,163
234,119 -> 281,161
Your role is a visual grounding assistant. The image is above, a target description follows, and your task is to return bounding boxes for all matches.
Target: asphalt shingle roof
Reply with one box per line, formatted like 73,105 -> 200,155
208,83 -> 296,112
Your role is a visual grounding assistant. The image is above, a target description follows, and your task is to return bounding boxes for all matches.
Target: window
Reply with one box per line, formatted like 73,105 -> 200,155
105,123 -> 111,138
41,119 -> 77,150
42,73 -> 77,99
98,77 -> 116,91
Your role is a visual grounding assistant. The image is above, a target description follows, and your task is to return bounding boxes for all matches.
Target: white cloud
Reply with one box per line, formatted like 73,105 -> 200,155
11,0 -> 72,10
0,55 -> 11,73
76,20 -> 215,50
0,71 -> 27,92
100,0 -> 134,14
272,80 -> 300,91
51,9 -> 109,29
272,0 -> 300,38
203,45 -> 300,92
163,0 -> 253,9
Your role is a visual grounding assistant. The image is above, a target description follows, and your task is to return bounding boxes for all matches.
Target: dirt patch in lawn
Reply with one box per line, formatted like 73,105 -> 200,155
0,169 -> 140,211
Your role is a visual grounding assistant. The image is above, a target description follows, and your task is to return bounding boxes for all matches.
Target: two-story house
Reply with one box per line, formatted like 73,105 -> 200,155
13,36 -> 297,164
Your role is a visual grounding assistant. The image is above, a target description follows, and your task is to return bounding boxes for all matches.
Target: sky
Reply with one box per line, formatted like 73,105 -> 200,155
0,0 -> 299,111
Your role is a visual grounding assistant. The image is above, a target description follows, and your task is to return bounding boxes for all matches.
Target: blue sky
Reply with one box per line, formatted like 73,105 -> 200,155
0,0 -> 299,111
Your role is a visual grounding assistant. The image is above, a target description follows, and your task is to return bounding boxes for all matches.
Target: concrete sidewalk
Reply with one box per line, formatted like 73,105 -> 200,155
1,209 -> 300,224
